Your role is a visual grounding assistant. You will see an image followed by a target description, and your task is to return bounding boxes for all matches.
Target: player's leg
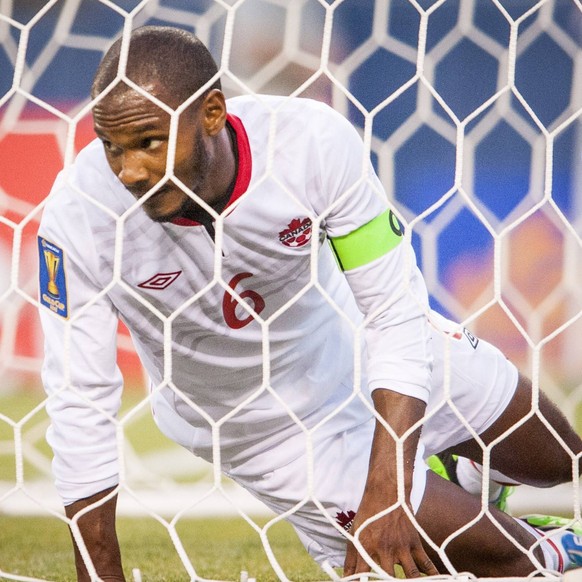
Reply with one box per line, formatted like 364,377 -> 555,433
229,416 -> 579,576
416,469 -> 546,576
227,423 -> 542,576
436,373 -> 582,571
426,374 -> 578,510
421,314 -> 582,572
443,372 -> 581,488
417,465 -> 582,574
425,312 -> 581,492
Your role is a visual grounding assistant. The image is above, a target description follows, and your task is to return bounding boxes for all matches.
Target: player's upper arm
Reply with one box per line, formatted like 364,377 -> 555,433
38,174 -> 124,505
328,209 -> 405,272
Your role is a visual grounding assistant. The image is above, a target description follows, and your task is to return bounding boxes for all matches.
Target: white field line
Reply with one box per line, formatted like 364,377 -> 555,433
0,480 -> 577,519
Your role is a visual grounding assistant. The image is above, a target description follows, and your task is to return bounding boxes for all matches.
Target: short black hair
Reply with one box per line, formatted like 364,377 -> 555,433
92,26 -> 221,106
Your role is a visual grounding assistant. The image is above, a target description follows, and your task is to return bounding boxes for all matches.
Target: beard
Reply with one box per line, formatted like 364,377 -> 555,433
150,131 -> 211,224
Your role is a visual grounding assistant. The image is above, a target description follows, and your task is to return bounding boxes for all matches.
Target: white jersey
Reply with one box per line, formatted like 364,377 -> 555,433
38,95 -> 431,504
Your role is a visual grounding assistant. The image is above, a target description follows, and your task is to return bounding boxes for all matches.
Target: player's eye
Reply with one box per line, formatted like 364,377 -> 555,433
101,140 -> 121,155
140,138 -> 162,150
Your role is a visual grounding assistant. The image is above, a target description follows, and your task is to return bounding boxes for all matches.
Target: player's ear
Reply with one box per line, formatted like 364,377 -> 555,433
201,89 -> 227,136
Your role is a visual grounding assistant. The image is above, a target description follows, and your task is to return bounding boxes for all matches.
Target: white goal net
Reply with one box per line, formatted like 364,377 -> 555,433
0,0 -> 581,580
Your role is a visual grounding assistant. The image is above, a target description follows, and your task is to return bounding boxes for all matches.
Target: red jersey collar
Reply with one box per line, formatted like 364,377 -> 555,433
172,113 -> 252,227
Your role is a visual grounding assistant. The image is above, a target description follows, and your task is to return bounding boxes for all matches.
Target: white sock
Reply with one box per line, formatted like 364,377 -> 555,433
515,518 -> 566,572
455,457 -> 520,503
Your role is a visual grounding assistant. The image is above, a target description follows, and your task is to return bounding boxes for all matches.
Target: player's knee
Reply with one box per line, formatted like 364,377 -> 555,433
519,451 -> 576,488
540,456 -> 578,487
446,522 -> 543,577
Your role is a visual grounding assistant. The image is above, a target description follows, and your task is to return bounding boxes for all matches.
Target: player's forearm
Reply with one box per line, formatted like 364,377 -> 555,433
344,390 -> 435,576
364,389 -> 426,504
65,486 -> 125,581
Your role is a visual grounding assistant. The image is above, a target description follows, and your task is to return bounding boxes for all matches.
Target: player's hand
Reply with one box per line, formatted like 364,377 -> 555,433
65,487 -> 126,582
343,502 -> 439,578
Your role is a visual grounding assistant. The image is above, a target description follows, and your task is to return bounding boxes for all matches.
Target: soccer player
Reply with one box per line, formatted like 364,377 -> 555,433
38,26 -> 582,581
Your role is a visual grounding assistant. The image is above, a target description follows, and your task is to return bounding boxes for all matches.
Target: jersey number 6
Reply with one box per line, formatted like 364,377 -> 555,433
223,272 -> 266,329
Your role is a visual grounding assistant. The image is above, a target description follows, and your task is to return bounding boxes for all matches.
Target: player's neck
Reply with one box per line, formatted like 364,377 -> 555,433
180,122 -> 238,233
208,122 -> 238,213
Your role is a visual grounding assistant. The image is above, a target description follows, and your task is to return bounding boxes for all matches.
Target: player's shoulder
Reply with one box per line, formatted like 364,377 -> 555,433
227,95 -> 358,160
69,138 -> 117,194
43,139 -> 125,216
40,138 -> 124,238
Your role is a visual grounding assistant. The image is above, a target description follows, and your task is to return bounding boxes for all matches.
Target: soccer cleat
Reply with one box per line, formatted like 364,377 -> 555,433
492,481 -> 514,513
522,514 -> 582,535
427,452 -> 459,483
426,452 -> 514,512
562,533 -> 582,569
521,514 -> 582,571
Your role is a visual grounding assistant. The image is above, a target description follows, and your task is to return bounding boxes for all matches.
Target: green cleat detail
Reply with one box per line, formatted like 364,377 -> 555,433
521,514 -> 582,537
427,452 -> 459,484
492,483 -> 514,513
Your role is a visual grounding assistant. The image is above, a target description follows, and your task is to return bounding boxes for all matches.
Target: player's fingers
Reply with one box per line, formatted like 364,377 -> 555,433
419,556 -> 439,576
343,541 -> 358,576
347,543 -> 374,576
396,554 -> 421,579
421,558 -> 440,577
412,547 -> 439,576
375,554 -> 397,578
352,553 -> 373,576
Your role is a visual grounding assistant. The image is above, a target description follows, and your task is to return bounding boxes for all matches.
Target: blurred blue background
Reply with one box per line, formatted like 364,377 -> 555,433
1,0 -> 581,368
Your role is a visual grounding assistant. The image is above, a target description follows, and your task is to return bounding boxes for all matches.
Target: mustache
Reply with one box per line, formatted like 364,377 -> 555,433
127,182 -> 171,199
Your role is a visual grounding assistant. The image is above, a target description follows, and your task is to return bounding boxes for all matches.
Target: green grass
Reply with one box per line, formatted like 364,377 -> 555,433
3,388 -> 582,580
0,515 -> 325,581
0,390 -> 52,482
0,389 -> 202,483
0,391 -> 326,581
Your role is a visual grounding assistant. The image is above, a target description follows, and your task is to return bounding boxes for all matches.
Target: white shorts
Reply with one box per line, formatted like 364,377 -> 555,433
230,313 -> 519,567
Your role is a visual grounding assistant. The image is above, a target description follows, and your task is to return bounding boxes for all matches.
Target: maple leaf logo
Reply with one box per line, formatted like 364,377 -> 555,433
335,509 -> 356,532
278,217 -> 313,248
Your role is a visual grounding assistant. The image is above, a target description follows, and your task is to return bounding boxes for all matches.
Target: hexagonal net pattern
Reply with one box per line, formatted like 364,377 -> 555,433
0,0 -> 581,580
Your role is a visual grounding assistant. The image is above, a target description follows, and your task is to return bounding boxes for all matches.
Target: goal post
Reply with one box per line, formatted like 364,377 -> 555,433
0,0 -> 581,580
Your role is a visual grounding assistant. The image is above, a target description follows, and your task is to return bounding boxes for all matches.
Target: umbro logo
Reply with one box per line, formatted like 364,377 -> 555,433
138,271 -> 182,290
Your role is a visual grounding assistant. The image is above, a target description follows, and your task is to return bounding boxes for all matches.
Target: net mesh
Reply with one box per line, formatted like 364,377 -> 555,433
0,0 -> 581,580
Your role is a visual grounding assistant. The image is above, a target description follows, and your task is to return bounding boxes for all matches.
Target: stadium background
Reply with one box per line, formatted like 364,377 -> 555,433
1,0 -> 581,521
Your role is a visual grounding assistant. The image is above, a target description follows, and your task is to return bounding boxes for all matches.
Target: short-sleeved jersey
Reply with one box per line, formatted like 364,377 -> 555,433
38,95 -> 431,503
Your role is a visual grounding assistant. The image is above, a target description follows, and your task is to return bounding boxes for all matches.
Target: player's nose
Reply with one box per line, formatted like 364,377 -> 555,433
118,152 -> 149,192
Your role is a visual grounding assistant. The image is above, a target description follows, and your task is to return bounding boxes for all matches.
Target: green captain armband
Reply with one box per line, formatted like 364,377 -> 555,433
329,209 -> 404,271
